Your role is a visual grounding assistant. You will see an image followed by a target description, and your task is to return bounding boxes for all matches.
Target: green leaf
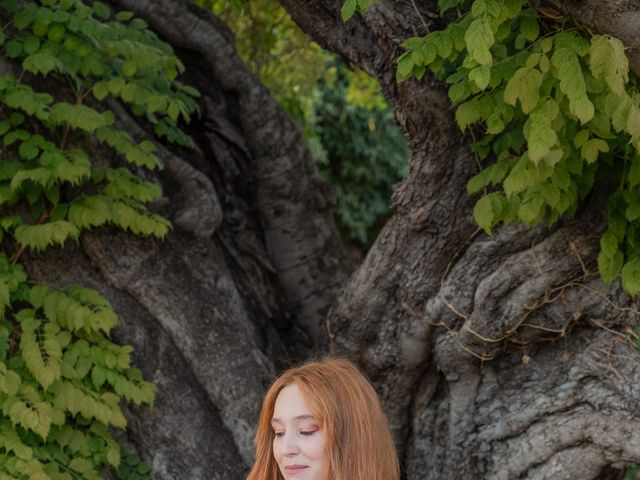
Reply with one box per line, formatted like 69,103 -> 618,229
0,363 -> 21,396
589,35 -> 629,96
465,18 -> 494,66
573,129 -> 590,148
431,32 -> 453,59
108,76 -> 125,95
93,1 -> 110,19
455,101 -> 480,130
627,103 -> 640,139
467,171 -> 488,195
551,47 -> 593,123
503,155 -> 530,196
167,101 -> 181,122
469,65 -> 491,90
68,196 -> 111,229
519,14 -> 539,41
21,38 -> 41,59
473,192 -> 505,234
50,103 -> 109,133
598,229 -> 623,284
526,99 -> 559,162
518,195 -> 544,224
471,0 -> 487,17
504,67 -> 543,114
626,202 -> 640,221
92,81 -> 110,101
29,284 -> 51,308
47,23 -> 66,43
13,6 -> 36,30
18,141 -> 40,160
486,112 -> 505,134
10,167 -> 52,190
580,138 -> 609,163
91,365 -> 107,389
14,221 -> 79,252
543,149 -> 563,166
115,10 -> 135,22
4,39 -> 22,57
341,0 -> 357,21
32,21 -> 49,37
622,255 -> 640,296
122,59 -> 137,77
541,183 -> 561,209
396,52 -> 414,81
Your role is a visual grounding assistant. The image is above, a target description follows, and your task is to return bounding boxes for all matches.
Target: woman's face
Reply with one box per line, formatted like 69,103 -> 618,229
271,383 -> 328,480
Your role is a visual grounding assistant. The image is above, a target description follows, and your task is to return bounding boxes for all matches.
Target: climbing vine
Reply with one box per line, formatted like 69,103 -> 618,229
345,0 -> 640,297
0,0 -> 199,478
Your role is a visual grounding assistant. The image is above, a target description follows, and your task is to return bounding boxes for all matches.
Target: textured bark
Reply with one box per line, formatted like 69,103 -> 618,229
7,0 -> 640,479
279,0 -> 640,479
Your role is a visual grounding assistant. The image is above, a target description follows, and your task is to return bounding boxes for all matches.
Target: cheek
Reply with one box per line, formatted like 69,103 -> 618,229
307,432 -> 327,461
272,438 -> 281,463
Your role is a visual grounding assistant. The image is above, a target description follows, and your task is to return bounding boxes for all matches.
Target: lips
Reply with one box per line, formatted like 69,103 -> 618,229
284,465 -> 308,474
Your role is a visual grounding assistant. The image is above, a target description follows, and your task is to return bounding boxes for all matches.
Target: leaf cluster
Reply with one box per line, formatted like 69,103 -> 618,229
115,448 -> 151,480
346,0 -> 640,296
0,254 -> 155,479
0,0 -> 200,477
2,0 -> 198,145
310,63 -> 408,248
0,0 -> 190,251
198,0 -> 329,123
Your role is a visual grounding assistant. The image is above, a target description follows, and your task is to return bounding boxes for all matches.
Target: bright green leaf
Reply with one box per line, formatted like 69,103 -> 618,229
469,65 -> 491,90
465,18 -> 494,66
589,35 -> 629,96
580,138 -> 609,163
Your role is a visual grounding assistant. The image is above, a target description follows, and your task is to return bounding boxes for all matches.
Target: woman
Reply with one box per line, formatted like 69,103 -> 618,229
246,357 -> 400,480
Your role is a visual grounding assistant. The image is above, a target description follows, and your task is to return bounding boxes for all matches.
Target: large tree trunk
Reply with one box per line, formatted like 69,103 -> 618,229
9,0 -> 640,479
278,0 -> 640,479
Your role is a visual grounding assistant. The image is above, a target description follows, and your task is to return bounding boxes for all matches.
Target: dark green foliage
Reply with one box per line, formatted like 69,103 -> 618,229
198,1 -> 407,251
310,63 -> 408,249
626,466 -> 640,480
115,448 -> 152,480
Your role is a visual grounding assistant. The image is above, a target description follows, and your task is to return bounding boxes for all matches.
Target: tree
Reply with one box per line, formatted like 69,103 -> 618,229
2,0 -> 640,479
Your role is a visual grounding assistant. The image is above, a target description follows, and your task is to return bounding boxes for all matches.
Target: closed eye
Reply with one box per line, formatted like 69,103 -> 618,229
300,430 -> 317,436
274,432 -> 285,437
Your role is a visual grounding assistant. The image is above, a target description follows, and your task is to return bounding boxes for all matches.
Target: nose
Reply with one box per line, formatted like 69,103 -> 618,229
282,432 -> 300,456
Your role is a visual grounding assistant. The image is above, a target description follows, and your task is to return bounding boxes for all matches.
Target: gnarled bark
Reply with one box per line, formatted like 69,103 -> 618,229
7,0 -> 640,478
280,0 -> 640,478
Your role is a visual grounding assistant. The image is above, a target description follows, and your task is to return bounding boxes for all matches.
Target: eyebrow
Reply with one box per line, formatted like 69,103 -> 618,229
271,415 -> 316,423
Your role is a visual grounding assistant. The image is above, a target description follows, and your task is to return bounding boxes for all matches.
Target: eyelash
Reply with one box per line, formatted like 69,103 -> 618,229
273,430 -> 317,437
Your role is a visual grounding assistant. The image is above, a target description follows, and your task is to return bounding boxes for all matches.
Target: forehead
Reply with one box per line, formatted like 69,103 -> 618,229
272,384 -> 317,422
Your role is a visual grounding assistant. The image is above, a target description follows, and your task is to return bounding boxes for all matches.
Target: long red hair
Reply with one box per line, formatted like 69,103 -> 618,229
246,358 -> 400,480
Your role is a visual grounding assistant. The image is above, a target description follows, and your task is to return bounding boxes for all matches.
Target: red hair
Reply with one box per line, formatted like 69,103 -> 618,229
246,358 -> 400,480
